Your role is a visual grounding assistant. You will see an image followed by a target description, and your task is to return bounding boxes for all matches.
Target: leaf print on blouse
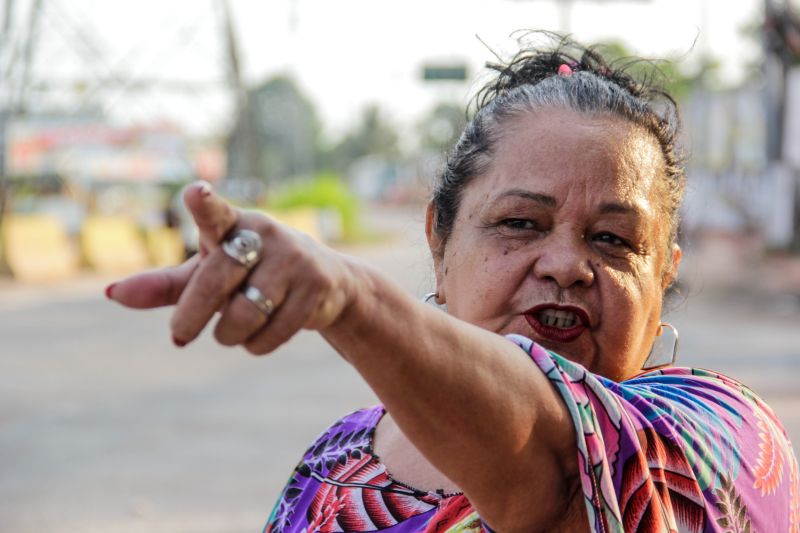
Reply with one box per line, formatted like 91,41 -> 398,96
714,473 -> 752,533
620,427 -> 706,532
724,374 -> 800,531
266,475 -> 302,533
753,407 -> 786,496
302,494 -> 348,533
265,410 -> 381,533
623,372 -> 743,493
304,426 -> 372,475
307,452 -> 439,532
533,349 -> 624,532
791,464 -> 800,533
746,392 -> 800,531
422,495 -> 486,533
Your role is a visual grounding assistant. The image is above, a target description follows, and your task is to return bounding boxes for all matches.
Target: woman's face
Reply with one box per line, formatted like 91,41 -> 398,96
428,108 -> 681,381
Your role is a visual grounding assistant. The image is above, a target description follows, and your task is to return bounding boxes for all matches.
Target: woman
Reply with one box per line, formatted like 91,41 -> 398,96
108,37 -> 800,532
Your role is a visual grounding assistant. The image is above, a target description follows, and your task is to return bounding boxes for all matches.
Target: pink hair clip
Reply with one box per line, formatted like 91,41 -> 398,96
557,63 -> 573,77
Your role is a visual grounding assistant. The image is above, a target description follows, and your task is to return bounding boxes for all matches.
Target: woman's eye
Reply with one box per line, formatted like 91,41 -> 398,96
592,232 -> 629,248
501,219 -> 536,230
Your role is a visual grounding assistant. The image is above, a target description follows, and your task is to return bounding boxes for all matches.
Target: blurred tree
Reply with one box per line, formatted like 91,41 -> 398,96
227,76 -> 320,183
416,102 -> 466,153
598,41 -> 714,101
764,1 -> 800,64
320,105 -> 400,173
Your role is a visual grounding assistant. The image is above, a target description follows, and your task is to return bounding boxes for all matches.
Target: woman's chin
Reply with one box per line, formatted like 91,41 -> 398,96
538,338 -> 591,364
506,322 -> 594,367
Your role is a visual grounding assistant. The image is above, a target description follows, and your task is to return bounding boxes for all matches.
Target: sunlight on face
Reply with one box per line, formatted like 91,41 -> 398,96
431,108 -> 680,382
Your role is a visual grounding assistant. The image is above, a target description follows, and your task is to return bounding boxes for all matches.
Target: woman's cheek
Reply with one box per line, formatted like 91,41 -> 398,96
596,270 -> 639,330
457,265 -> 519,329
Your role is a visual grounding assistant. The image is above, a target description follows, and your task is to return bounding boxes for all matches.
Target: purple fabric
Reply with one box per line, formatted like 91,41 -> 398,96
264,336 -> 800,532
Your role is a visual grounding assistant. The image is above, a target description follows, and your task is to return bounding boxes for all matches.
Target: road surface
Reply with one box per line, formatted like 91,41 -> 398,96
1,206 -> 799,532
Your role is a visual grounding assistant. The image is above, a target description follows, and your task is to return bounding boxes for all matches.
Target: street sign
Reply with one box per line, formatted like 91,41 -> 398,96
422,65 -> 468,81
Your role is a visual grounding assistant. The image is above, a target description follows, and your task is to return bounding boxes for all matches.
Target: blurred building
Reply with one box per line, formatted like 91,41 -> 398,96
680,2 -> 800,251
6,115 -> 195,184
0,114 -> 226,280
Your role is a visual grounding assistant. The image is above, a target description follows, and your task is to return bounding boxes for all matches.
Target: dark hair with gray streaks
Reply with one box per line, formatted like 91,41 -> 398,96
431,33 -> 686,267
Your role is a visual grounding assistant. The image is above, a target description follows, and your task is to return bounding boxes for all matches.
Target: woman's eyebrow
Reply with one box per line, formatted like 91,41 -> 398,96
599,202 -> 643,217
492,190 -> 644,218
493,189 -> 556,207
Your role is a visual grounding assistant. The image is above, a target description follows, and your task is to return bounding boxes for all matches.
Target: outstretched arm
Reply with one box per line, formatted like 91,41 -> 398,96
321,263 -> 580,531
109,182 -> 579,531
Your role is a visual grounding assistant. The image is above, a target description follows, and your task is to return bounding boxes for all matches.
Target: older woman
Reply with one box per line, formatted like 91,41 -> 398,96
109,38 -> 799,532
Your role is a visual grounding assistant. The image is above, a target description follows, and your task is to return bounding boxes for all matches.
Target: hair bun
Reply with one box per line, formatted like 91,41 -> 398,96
474,32 -> 665,113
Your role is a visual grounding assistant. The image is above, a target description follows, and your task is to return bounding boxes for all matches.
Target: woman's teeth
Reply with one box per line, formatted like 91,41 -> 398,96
538,309 -> 578,329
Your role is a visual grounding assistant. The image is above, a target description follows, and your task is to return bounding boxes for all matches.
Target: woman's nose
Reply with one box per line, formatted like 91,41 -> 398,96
531,234 -> 595,288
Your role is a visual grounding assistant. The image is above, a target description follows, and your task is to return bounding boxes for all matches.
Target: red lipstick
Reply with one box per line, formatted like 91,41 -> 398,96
524,304 -> 590,343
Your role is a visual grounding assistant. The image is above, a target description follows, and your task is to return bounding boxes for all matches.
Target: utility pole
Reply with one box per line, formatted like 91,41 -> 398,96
218,0 -> 260,182
16,0 -> 42,113
0,0 -> 27,266
0,0 -> 15,179
0,0 -> 241,131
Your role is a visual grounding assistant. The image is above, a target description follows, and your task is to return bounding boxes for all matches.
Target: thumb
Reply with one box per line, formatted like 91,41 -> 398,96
183,181 -> 239,253
106,254 -> 200,309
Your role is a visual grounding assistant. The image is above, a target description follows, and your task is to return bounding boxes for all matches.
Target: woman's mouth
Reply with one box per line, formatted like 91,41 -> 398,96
524,304 -> 590,343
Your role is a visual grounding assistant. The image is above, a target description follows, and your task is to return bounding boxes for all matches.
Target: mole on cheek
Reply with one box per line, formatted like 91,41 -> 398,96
503,250 -> 509,256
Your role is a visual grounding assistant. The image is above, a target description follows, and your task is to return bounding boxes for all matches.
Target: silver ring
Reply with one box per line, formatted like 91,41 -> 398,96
243,284 -> 275,317
222,229 -> 262,269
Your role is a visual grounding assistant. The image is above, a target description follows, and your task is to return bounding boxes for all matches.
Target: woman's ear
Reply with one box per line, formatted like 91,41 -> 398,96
425,202 -> 447,304
662,243 -> 682,290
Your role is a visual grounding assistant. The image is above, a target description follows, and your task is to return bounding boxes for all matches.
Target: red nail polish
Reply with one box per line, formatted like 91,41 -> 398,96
105,283 -> 117,299
172,335 -> 187,347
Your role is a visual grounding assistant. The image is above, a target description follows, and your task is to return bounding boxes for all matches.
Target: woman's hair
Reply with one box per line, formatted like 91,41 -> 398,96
431,33 -> 686,255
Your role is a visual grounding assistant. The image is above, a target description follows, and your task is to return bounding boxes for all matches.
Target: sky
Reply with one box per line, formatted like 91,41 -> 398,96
9,0 -> 766,140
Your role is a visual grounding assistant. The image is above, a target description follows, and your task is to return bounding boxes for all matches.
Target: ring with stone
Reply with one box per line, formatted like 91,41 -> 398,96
243,284 -> 275,317
222,229 -> 262,269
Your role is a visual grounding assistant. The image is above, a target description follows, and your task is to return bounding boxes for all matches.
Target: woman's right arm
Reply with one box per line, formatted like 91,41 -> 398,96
110,183 -> 582,532
318,259 -> 582,531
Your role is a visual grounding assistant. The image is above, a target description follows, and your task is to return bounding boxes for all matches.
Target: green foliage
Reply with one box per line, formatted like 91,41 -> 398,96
267,173 -> 362,242
598,40 -> 715,101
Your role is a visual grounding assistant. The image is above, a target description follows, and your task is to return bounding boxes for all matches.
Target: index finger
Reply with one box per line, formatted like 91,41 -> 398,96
183,181 -> 239,253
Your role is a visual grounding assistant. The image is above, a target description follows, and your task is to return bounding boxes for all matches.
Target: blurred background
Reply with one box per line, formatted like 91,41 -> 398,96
1,0 -> 799,531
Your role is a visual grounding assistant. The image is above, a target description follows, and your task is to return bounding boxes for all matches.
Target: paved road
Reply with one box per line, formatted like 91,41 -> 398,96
1,206 -> 799,532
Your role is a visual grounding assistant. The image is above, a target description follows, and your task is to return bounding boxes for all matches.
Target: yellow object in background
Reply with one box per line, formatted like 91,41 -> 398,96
268,208 -> 322,241
1,214 -> 80,282
145,226 -> 185,267
81,216 -> 149,275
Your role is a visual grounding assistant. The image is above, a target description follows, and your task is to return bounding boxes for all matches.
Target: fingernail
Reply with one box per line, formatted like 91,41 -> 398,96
172,335 -> 187,348
197,180 -> 212,197
104,283 -> 117,299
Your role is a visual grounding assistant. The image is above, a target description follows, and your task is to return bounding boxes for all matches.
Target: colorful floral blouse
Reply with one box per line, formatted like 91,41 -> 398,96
264,335 -> 800,532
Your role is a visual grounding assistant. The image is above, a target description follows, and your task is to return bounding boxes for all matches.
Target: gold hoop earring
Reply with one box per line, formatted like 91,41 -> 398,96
642,323 -> 679,370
